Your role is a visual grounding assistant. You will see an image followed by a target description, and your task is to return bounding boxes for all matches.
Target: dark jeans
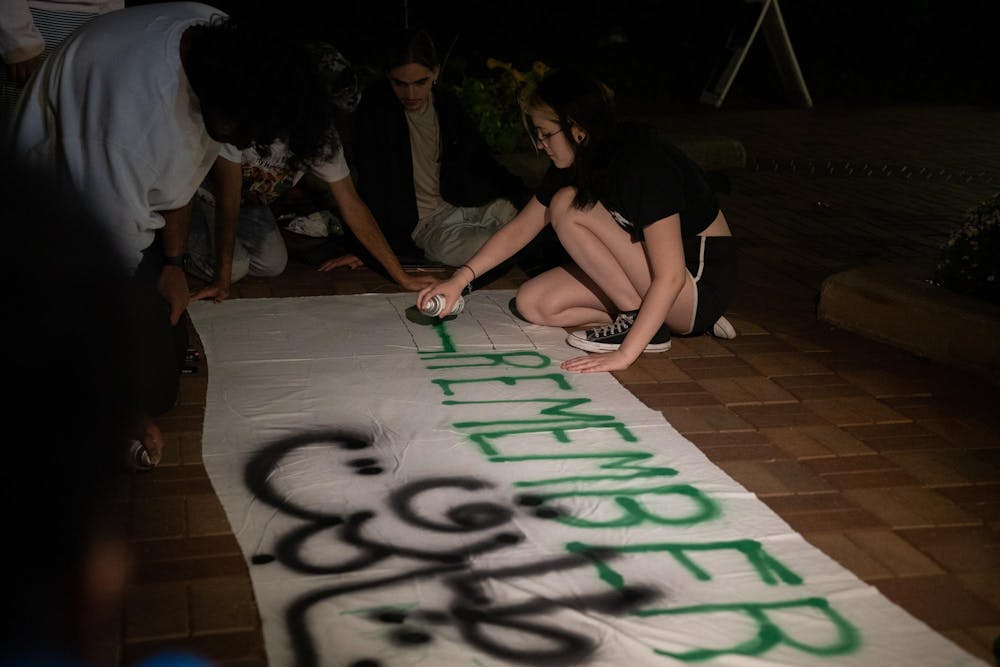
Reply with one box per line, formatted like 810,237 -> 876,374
130,235 -> 188,417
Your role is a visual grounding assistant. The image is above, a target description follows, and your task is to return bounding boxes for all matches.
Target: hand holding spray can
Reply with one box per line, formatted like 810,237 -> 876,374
421,294 -> 465,317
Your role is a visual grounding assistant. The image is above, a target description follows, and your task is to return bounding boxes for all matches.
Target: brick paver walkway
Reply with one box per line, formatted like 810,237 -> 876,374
119,105 -> 1000,666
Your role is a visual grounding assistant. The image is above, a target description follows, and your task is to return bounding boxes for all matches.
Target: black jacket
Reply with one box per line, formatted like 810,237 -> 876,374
353,79 -> 528,258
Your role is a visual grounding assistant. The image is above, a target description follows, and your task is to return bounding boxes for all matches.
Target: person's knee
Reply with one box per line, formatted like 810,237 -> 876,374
488,198 -> 518,227
241,209 -> 287,278
430,234 -> 490,268
187,249 -> 250,284
231,255 -> 252,282
261,253 -> 287,277
425,246 -> 467,268
514,281 -> 558,326
250,242 -> 288,277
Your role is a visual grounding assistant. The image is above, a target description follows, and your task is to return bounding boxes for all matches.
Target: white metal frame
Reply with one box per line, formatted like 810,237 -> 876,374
701,0 -> 813,108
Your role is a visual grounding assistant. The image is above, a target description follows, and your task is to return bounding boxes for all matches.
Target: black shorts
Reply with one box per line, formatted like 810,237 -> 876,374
683,235 -> 738,334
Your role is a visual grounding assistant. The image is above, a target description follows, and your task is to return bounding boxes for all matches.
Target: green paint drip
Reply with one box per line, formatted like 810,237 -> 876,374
566,542 -> 627,589
432,320 -> 456,353
637,598 -> 861,660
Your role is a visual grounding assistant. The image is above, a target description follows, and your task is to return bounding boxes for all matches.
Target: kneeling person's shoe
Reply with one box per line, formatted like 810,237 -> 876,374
566,310 -> 672,353
710,315 -> 737,340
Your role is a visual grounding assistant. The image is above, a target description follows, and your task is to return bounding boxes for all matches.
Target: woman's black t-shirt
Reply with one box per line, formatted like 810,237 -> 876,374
534,125 -> 720,240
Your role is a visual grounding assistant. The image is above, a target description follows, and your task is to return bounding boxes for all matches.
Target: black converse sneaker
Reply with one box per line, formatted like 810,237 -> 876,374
566,310 -> 672,353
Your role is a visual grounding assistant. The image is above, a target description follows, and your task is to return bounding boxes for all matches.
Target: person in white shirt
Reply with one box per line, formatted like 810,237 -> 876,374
9,1 -> 343,468
0,0 -> 124,117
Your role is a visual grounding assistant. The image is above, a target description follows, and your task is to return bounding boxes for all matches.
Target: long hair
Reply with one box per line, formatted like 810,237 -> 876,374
526,69 -> 617,209
185,15 -> 340,172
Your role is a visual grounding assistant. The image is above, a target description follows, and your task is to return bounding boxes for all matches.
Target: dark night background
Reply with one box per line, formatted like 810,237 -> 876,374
182,0 -> 997,110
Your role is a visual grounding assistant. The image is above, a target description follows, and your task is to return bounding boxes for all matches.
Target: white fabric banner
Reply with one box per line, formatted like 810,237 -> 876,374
189,291 -> 985,667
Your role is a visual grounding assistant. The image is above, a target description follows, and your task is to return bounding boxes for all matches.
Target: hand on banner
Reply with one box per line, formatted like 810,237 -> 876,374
561,350 -> 635,374
191,280 -> 232,303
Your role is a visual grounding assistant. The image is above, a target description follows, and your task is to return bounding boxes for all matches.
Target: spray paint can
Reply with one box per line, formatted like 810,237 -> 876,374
421,294 -> 465,317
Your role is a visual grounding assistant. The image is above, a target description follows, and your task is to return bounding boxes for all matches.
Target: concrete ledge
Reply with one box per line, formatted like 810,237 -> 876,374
670,134 -> 748,173
819,264 -> 1000,382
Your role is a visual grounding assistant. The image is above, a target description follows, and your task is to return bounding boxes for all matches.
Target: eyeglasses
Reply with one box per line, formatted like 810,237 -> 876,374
534,128 -> 563,145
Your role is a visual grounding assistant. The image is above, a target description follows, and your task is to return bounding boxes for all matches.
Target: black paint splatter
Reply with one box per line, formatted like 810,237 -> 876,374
392,627 -> 433,645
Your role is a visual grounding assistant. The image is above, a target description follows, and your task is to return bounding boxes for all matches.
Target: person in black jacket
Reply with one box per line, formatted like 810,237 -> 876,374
322,28 -> 529,272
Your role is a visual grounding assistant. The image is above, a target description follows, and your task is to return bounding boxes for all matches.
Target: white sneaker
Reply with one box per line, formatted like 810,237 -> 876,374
287,210 -> 334,238
711,315 -> 737,339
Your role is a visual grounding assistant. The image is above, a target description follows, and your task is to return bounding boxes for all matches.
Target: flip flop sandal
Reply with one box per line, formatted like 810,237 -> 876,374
129,439 -> 155,472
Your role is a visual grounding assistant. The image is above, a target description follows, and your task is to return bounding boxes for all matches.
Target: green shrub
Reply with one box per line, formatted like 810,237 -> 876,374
934,192 -> 999,305
449,59 -> 551,155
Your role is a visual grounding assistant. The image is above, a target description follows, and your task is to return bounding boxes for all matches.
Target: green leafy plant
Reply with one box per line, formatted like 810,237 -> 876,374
934,192 -> 999,305
449,58 -> 551,155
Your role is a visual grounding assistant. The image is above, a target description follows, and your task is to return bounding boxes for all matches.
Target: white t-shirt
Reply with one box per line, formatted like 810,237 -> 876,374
208,42 -> 354,208
233,140 -> 350,207
10,1 -> 240,271
405,96 -> 449,225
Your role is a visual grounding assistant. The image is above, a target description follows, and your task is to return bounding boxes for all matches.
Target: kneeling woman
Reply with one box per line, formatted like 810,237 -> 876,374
417,69 -> 738,373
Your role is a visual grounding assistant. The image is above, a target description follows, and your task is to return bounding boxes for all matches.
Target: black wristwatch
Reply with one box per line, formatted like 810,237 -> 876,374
163,253 -> 189,268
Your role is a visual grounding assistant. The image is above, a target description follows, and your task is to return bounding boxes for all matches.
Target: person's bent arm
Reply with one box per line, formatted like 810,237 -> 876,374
327,176 -> 436,291
158,201 -> 193,325
619,216 -> 686,357
191,156 -> 241,302
417,196 -> 548,313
